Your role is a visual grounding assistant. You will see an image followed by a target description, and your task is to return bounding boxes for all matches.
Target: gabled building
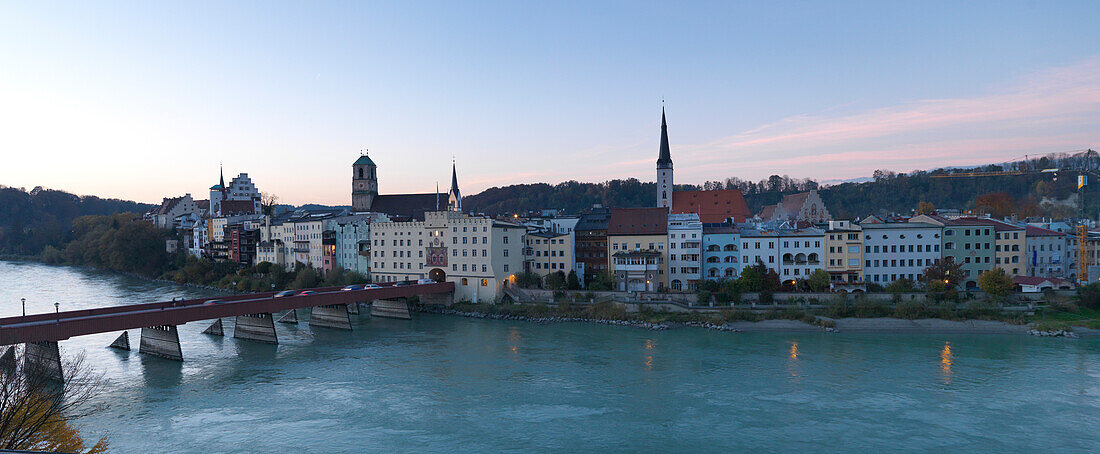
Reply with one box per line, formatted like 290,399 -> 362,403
910,214 -> 994,288
350,153 -> 447,221
824,220 -> 863,284
1024,225 -> 1068,278
608,208 -> 669,292
757,190 -> 832,224
667,213 -> 703,292
148,194 -> 203,229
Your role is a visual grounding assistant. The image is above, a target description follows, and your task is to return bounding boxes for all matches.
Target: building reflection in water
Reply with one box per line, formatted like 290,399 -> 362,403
940,341 -> 953,385
787,341 -> 801,381
508,327 -> 520,356
644,339 -> 655,370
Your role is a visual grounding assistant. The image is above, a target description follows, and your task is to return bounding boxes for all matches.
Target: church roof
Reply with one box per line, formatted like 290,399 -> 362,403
370,193 -> 440,221
657,107 -> 672,168
354,155 -> 376,166
671,189 -> 751,223
449,162 -> 460,194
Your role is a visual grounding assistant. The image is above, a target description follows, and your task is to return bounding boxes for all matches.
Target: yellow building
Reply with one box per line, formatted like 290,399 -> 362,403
524,230 -> 575,282
824,221 -> 863,284
606,208 -> 669,291
983,219 -> 1025,276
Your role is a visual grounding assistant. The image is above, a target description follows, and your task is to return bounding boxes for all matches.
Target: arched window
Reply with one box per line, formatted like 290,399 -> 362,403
662,190 -> 667,200
724,244 -> 737,251
461,278 -> 468,286
358,168 -> 364,179
671,279 -> 682,291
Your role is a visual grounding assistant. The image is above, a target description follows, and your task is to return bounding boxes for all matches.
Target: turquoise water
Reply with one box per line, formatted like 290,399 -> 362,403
2,260 -> 1099,452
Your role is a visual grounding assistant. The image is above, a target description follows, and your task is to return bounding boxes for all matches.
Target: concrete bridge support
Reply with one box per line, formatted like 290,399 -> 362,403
347,302 -> 360,315
234,313 -> 278,344
419,292 -> 454,307
23,341 -> 62,379
0,346 -> 16,375
202,319 -> 224,336
309,305 -> 352,330
371,299 -> 411,320
109,332 -> 131,351
139,325 -> 183,361
276,309 -> 298,324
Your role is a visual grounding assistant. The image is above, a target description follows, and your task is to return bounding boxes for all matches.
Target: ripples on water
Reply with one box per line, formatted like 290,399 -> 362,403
2,260 -> 1099,452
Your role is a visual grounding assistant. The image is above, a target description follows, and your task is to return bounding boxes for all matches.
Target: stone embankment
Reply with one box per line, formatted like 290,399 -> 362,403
1029,329 -> 1079,338
414,305 -> 669,331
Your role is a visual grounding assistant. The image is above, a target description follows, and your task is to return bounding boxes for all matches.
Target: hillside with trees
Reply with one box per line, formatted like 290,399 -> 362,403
0,186 -> 152,256
465,151 -> 1099,219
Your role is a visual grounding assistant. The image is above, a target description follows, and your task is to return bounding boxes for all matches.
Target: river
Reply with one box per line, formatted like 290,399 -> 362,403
1,260 -> 1099,452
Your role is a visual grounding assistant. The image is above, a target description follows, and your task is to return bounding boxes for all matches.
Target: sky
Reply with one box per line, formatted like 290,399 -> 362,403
2,1 -> 1099,205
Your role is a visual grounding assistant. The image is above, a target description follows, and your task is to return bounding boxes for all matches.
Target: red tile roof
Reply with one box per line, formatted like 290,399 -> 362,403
671,189 -> 751,223
1025,225 -> 1067,237
608,208 -> 668,236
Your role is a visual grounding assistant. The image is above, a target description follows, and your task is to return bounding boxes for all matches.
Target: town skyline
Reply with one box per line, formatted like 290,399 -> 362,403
3,1 -> 1100,205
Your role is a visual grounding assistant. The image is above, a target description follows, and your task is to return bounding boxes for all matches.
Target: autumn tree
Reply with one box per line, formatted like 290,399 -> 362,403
978,268 -> 1015,302
975,192 -> 1017,217
806,269 -> 832,292
0,350 -> 108,453
921,257 -> 964,292
916,201 -> 936,215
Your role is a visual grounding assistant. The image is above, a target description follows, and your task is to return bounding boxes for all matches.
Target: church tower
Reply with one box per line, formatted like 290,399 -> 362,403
447,160 -> 462,212
352,153 -> 378,212
656,107 -> 674,209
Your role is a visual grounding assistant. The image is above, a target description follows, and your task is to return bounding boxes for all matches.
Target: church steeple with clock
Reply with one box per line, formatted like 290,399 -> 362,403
352,153 -> 378,212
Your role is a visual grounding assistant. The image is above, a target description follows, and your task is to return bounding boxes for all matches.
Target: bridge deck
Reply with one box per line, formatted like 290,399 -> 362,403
0,282 -> 453,345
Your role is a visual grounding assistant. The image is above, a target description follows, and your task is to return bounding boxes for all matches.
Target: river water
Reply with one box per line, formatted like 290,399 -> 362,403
1,260 -> 1099,452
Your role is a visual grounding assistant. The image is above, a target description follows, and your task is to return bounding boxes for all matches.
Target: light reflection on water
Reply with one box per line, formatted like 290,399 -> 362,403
3,260 -> 1100,452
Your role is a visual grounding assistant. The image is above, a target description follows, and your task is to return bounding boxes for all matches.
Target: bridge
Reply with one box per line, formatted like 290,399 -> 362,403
0,282 -> 454,376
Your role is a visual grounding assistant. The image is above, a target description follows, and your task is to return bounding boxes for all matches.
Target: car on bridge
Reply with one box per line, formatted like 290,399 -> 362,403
274,290 -> 297,298
393,281 -> 414,287
364,284 -> 381,289
416,279 -> 435,285
297,290 -> 318,296
202,299 -> 225,305
341,285 -> 364,291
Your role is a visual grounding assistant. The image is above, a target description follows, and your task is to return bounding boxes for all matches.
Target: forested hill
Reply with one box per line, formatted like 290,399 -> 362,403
464,153 -> 1100,219
0,186 -> 152,255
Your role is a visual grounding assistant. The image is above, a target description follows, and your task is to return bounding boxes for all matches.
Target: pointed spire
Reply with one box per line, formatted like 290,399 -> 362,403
219,163 -> 225,188
450,159 -> 459,193
657,105 -> 673,169
447,159 -> 462,212
436,182 -> 440,211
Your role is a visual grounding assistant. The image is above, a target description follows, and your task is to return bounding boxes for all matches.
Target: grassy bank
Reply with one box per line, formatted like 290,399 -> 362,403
448,299 -> 1100,330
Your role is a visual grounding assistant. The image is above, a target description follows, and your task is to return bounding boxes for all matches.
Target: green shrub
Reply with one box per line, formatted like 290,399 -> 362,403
893,301 -> 932,320
854,299 -> 890,318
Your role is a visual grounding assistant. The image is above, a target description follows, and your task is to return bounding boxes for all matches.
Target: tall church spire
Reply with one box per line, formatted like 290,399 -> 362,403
447,159 -> 462,212
656,105 -> 674,209
657,107 -> 673,169
219,163 -> 225,189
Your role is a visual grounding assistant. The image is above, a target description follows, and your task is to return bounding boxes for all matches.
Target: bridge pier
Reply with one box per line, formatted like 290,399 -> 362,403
23,340 -> 63,380
202,319 -> 224,336
371,299 -> 411,320
109,331 -> 131,351
0,346 -> 16,375
309,304 -> 352,330
276,309 -> 298,324
419,292 -> 454,307
234,313 -> 278,344
347,302 -> 360,315
139,325 -> 183,361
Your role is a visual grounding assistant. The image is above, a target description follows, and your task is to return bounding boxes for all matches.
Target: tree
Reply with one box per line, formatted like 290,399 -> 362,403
885,277 -> 916,293
807,269 -> 831,292
261,193 -> 279,216
921,257 -> 964,291
291,267 -> 320,289
545,271 -> 567,290
566,270 -> 582,290
977,268 -> 1015,302
916,201 -> 936,215
587,271 -> 614,291
514,271 -> 542,289
0,352 -> 108,453
975,192 -> 1016,217
738,262 -> 765,292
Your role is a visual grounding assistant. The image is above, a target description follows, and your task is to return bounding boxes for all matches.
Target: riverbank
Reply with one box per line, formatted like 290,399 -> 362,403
421,302 -> 1100,337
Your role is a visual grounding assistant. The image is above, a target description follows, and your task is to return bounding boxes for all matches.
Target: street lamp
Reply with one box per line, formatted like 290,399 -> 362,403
54,302 -> 59,325
20,298 -> 25,317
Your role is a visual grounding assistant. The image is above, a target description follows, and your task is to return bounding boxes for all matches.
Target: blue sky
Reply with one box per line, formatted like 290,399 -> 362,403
2,1 -> 1099,205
